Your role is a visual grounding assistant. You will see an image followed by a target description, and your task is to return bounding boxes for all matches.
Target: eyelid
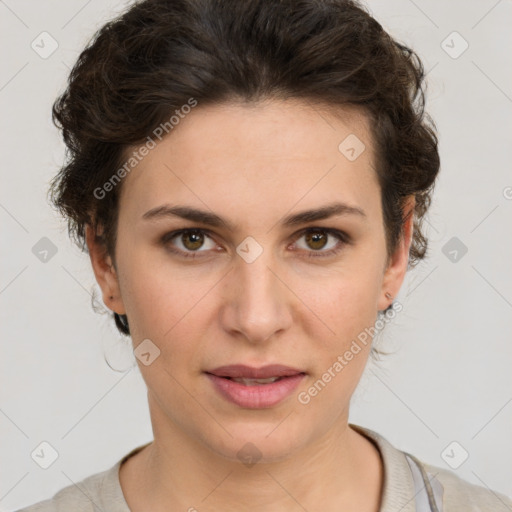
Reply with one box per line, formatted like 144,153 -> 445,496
161,226 -> 350,259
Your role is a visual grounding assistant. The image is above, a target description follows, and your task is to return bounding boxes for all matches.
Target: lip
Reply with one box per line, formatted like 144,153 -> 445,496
205,365 -> 306,409
206,364 -> 305,379
205,373 -> 305,409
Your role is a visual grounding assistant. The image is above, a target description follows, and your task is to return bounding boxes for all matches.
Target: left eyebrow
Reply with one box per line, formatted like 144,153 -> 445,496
281,202 -> 367,226
141,201 -> 367,230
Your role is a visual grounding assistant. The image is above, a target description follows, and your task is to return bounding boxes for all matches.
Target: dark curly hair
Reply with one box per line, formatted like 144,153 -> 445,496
49,0 -> 440,338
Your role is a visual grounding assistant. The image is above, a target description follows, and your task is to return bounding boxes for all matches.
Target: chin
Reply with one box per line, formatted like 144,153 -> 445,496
195,418 -> 309,464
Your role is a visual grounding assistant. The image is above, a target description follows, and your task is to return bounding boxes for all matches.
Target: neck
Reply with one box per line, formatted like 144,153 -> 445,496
120,394 -> 383,512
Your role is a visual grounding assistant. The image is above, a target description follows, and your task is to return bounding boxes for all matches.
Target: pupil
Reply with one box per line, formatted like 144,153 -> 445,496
306,230 -> 327,250
183,230 -> 203,250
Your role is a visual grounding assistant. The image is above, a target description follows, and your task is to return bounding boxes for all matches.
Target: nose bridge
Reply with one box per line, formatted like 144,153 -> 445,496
224,242 -> 291,342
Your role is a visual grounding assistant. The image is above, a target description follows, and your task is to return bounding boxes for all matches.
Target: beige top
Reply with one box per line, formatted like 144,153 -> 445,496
16,424 -> 512,512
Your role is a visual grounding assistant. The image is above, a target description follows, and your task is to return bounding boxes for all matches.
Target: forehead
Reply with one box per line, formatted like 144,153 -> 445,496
142,99 -> 373,165
118,99 -> 380,226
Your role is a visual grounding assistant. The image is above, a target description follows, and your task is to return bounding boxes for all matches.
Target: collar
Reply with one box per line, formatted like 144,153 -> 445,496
349,423 -> 418,512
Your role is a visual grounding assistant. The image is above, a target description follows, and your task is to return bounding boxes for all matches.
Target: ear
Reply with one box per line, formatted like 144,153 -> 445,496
377,195 -> 415,311
85,224 -> 126,315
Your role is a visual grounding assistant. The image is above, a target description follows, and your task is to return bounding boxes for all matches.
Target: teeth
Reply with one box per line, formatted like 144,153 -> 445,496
231,376 -> 282,385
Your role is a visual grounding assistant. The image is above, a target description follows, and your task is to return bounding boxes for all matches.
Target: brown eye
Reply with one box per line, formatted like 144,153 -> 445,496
304,230 -> 329,251
181,230 -> 205,251
293,227 -> 349,258
162,229 -> 217,257
161,227 -> 349,260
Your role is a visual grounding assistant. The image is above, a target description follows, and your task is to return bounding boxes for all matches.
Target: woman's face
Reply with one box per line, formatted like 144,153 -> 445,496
89,99 -> 412,462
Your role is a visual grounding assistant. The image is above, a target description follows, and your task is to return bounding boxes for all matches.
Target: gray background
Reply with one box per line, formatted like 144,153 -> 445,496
1,0 -> 511,509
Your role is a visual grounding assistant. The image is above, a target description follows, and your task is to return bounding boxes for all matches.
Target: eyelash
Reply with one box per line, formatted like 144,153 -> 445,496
160,227 -> 351,260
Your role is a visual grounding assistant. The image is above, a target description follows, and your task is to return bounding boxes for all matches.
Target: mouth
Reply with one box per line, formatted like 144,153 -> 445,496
205,363 -> 306,380
204,364 -> 306,408
212,375 -> 301,385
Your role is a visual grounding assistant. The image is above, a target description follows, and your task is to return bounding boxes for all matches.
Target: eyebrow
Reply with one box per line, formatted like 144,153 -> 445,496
141,201 -> 367,230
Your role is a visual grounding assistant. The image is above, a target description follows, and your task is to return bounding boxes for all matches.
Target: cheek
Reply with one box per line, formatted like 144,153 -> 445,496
299,277 -> 379,411
304,263 -> 382,338
118,250 -> 220,362
115,248 -> 183,339
294,264 -> 383,399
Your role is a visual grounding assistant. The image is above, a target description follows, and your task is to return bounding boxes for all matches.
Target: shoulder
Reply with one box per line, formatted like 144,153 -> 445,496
14,470 -> 104,511
419,458 -> 512,511
15,442 -> 150,512
350,423 -> 512,512
14,465 -> 119,512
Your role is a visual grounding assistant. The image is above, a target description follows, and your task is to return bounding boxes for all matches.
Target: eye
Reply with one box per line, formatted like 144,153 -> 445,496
161,227 -> 350,259
161,229 -> 218,258
292,227 -> 349,258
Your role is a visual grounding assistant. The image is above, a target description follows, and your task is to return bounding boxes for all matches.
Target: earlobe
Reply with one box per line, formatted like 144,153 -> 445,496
85,224 -> 126,315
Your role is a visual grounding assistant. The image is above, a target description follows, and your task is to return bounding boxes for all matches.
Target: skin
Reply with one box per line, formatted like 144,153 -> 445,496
86,98 -> 414,512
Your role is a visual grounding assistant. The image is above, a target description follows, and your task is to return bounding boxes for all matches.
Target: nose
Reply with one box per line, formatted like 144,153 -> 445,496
219,248 -> 294,344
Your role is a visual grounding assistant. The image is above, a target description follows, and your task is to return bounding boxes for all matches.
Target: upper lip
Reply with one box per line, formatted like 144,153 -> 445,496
206,364 -> 306,379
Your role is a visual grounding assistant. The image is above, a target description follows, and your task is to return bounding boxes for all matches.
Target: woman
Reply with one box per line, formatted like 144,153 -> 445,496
18,0 -> 512,510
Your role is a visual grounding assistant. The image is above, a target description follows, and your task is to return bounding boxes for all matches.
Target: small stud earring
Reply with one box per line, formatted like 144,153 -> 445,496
385,292 -> 392,300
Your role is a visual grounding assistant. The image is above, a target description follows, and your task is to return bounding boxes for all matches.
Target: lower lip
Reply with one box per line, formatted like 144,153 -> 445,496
205,373 -> 305,409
